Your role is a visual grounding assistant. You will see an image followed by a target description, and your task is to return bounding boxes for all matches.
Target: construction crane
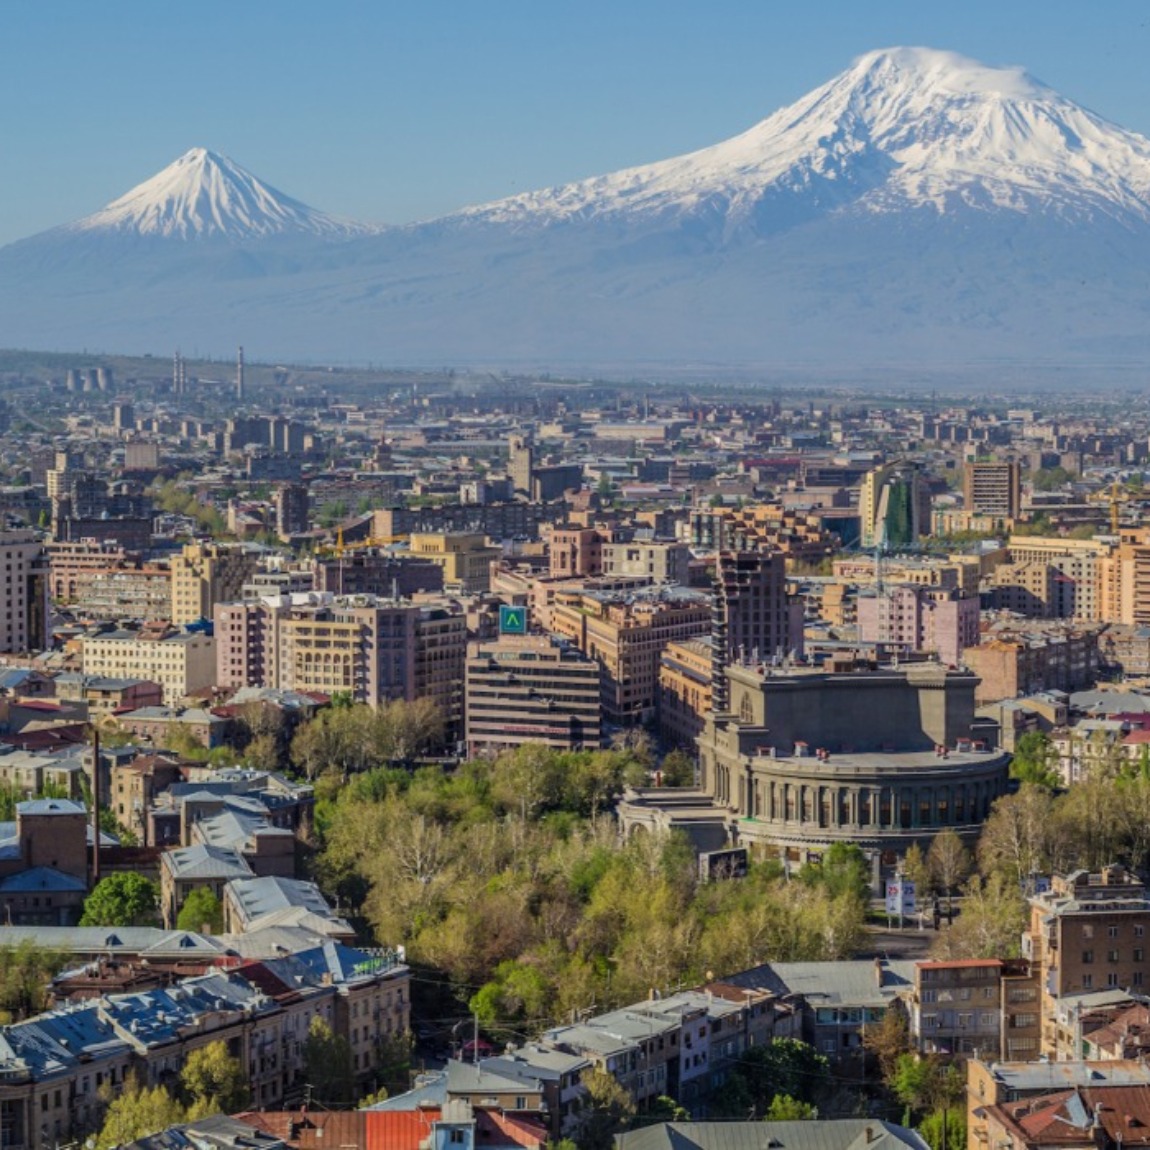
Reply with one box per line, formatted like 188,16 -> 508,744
317,527 -> 409,559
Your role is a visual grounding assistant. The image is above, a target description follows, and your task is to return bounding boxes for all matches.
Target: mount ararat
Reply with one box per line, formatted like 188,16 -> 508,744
4,47 -> 1150,377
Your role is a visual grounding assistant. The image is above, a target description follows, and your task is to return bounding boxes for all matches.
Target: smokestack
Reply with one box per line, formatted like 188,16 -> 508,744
236,345 -> 245,402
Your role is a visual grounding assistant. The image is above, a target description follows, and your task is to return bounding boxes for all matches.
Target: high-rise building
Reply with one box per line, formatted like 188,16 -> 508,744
711,549 -> 795,714
170,543 -> 260,625
964,461 -> 1021,520
860,462 -> 933,549
508,435 -> 533,497
0,532 -> 50,653
274,484 -> 310,539
465,634 -> 601,754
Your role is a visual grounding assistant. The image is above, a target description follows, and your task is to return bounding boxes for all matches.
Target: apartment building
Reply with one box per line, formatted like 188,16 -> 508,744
214,594 -> 466,732
1024,867 -> 1150,1058
658,637 -> 712,750
964,461 -> 1021,520
856,584 -> 980,667
0,947 -> 411,1149
0,531 -> 50,654
687,504 -> 838,567
81,624 -> 216,704
911,959 -> 1003,1058
407,532 -> 501,594
465,634 -> 601,754
549,526 -> 690,584
550,588 -> 711,726
170,542 -> 260,625
963,622 -> 1101,705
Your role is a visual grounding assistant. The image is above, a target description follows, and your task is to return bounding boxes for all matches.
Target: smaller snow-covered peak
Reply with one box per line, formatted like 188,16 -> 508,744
69,147 -> 374,240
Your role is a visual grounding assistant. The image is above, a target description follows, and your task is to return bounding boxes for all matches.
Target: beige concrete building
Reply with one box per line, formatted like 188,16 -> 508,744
658,637 -> 712,750
408,532 -> 501,594
0,531 -> 50,654
80,624 -> 216,704
170,542 -> 260,625
551,588 -> 711,725
215,593 -> 466,736
465,634 -> 601,754
964,460 -> 1021,521
1025,867 -> 1150,1059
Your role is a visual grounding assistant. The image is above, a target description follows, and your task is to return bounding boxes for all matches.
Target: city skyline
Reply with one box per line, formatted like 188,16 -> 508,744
2,0 -> 1149,245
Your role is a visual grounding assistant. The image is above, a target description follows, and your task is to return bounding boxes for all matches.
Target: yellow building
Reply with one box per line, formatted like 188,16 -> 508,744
170,542 -> 259,625
408,532 -> 501,594
657,637 -> 713,750
81,624 -> 216,704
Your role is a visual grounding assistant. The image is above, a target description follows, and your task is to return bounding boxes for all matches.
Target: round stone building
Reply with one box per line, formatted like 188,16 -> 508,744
624,659 -> 1009,867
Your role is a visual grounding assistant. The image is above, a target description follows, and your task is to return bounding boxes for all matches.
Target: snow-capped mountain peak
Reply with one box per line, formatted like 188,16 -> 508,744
67,147 -> 374,240
458,46 -> 1150,228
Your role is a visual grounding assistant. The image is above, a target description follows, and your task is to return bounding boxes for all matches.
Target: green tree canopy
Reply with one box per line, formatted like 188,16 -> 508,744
81,872 -> 159,927
765,1095 -> 818,1121
573,1068 -> 635,1150
97,1077 -> 185,1150
180,1039 -> 249,1114
304,1015 -> 354,1108
177,887 -> 224,934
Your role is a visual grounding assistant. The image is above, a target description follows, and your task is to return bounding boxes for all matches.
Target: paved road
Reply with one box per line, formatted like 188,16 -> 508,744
857,921 -> 940,960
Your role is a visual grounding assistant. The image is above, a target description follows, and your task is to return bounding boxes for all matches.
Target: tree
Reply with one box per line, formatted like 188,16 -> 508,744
81,873 -> 159,927
1010,732 -> 1060,789
978,785 -> 1060,887
660,749 -> 695,788
645,1096 -> 690,1123
919,1108 -> 966,1150
573,1068 -> 635,1150
97,1077 -> 185,1150
931,874 -> 1027,960
901,843 -> 931,895
177,887 -> 224,934
765,1095 -> 818,1120
811,843 -> 870,903
890,1054 -> 962,1118
927,829 -> 972,904
737,1039 -> 830,1111
0,941 -> 65,1022
863,1002 -> 910,1082
180,1040 -> 249,1113
304,1015 -> 354,1108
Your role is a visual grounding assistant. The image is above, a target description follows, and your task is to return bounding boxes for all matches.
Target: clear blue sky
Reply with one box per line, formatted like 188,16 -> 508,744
1,0 -> 1148,244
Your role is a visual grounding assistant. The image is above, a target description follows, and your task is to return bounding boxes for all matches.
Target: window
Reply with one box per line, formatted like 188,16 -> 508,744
1109,973 -> 1121,988
1083,925 -> 1095,940
1082,950 -> 1094,964
1083,974 -> 1094,989
1137,925 -> 1145,938
1108,950 -> 1120,963
1109,925 -> 1121,938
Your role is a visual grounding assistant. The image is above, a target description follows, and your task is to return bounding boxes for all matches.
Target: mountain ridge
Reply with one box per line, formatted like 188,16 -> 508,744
4,46 -> 1150,376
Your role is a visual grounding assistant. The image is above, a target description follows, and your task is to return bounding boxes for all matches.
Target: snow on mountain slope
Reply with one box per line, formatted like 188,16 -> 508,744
456,47 -> 1150,229
66,147 -> 376,240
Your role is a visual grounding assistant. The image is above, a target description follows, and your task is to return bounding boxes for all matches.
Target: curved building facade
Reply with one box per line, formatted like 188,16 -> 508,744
693,660 -> 1010,859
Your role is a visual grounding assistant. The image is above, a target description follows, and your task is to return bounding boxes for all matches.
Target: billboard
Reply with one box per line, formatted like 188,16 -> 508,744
699,847 -> 749,883
885,877 -> 916,917
499,605 -> 527,634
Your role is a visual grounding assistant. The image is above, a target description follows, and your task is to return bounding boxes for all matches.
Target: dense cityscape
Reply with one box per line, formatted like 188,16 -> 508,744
0,353 -> 1143,1150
